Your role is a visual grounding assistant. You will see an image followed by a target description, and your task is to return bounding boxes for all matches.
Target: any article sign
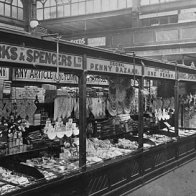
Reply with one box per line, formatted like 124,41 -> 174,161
13,68 -> 108,85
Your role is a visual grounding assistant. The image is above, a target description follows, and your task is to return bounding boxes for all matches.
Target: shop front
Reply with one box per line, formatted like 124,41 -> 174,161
0,29 -> 196,196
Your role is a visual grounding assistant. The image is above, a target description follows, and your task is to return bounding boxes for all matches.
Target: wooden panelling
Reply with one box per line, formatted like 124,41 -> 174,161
109,163 -> 128,187
154,150 -> 167,167
87,174 -> 109,195
128,159 -> 140,178
143,154 -> 153,172
167,146 -> 176,162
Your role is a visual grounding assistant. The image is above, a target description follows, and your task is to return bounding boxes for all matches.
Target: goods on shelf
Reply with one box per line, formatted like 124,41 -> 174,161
178,129 -> 196,137
44,118 -> 79,140
0,184 -> 20,195
115,138 -> 138,150
107,77 -> 136,116
22,157 -> 79,180
0,166 -> 36,195
143,133 -> 176,146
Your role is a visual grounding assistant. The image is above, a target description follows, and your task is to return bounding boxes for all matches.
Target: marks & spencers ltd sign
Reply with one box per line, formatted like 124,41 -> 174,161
0,44 -> 82,69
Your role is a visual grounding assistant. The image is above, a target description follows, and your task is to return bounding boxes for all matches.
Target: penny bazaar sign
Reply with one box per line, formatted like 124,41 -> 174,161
0,44 -> 82,69
87,58 -> 142,75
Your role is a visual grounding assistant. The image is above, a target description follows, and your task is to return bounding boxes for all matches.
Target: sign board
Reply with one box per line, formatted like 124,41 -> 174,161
87,37 -> 106,47
69,36 -> 106,47
0,67 -> 9,80
87,58 -> 142,75
3,81 -> 11,98
70,38 -> 86,45
178,72 -> 196,81
13,68 -> 108,85
0,44 -> 82,70
179,8 -> 196,23
144,67 -> 175,80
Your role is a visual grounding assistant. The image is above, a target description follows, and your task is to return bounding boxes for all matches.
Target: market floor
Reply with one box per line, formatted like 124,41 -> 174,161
125,158 -> 196,196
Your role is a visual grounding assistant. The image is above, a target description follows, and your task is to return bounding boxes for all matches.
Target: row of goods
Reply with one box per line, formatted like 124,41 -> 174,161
1,126 -> 196,195
0,73 -> 196,196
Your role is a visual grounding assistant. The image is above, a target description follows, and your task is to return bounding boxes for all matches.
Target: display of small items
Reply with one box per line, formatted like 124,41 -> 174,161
7,119 -> 31,154
44,118 -> 79,140
44,118 -> 80,161
59,138 -> 79,161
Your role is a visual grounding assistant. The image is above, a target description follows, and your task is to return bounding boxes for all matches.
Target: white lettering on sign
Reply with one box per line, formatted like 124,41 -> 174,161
87,58 -> 142,75
144,67 -> 175,79
13,68 -> 78,83
88,37 -> 106,47
69,37 -> 106,47
0,67 -> 9,80
0,44 -> 82,69
87,77 -> 108,85
179,72 -> 196,81
70,38 -> 86,45
13,68 -> 108,85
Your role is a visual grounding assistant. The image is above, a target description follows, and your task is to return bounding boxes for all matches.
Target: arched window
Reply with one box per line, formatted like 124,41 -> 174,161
37,0 -> 133,19
0,0 -> 23,20
42,0 -> 57,19
37,1 -> 44,20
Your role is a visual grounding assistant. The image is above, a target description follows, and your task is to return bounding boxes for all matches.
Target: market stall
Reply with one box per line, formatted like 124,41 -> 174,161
0,28 -> 196,196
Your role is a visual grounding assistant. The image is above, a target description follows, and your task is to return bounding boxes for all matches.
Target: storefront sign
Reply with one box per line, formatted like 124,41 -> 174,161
178,72 -> 196,81
69,37 -> 106,47
144,67 -> 175,79
13,68 -> 108,85
179,8 -> 196,23
87,37 -> 106,47
70,38 -> 86,45
0,67 -> 9,80
3,81 -> 11,98
87,77 -> 108,85
0,44 -> 82,70
87,58 -> 142,75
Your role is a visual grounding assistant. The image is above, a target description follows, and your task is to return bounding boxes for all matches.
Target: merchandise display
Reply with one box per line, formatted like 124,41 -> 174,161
178,129 -> 196,137
0,166 -> 36,195
22,156 -> 79,180
1,29 -> 196,196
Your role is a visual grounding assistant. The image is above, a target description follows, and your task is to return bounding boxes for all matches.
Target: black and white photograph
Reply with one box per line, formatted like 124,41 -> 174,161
0,0 -> 196,195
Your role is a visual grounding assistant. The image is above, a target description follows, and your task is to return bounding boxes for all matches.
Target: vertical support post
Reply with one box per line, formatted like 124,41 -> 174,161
133,52 -> 137,114
56,37 -> 60,82
180,102 -> 184,128
138,62 -> 144,149
79,55 -> 87,170
133,52 -> 136,87
22,0 -> 31,32
174,63 -> 179,137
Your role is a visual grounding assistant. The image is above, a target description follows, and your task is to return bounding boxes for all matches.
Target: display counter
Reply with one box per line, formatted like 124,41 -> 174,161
1,132 -> 195,196
1,28 -> 196,196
